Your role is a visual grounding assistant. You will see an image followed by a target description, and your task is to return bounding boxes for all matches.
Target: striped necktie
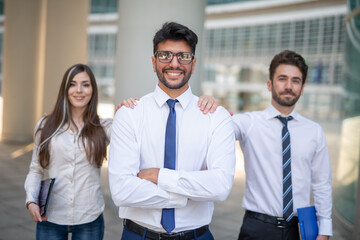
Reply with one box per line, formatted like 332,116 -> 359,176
161,99 -> 178,233
276,115 -> 294,222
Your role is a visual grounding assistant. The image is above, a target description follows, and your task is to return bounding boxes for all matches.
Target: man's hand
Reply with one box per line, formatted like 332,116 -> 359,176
137,168 -> 160,184
115,97 -> 140,111
316,235 -> 329,240
198,96 -> 220,114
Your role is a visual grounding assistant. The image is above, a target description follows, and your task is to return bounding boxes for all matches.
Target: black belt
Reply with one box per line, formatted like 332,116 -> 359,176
245,210 -> 298,229
123,219 -> 208,240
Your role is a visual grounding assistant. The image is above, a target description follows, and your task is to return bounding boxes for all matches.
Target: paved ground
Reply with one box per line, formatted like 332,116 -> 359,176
0,138 -> 348,240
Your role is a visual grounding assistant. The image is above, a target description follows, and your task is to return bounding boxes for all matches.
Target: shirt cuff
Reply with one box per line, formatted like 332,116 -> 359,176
318,217 -> 333,236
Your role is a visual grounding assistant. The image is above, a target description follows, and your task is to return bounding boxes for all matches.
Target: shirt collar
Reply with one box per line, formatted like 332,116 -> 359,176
154,84 -> 193,109
264,104 -> 299,120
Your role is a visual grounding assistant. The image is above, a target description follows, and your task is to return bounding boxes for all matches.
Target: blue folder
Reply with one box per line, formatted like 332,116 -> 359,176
297,206 -> 318,240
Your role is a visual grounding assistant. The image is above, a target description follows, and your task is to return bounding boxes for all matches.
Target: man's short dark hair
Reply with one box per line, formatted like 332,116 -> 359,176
269,50 -> 308,84
153,22 -> 198,55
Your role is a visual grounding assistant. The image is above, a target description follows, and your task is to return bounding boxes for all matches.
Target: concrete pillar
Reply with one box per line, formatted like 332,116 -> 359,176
114,0 -> 206,103
1,0 -> 89,142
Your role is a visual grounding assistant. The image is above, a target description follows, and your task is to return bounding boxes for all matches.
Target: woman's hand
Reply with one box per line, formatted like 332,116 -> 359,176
115,97 -> 140,111
316,235 -> 329,240
198,95 -> 220,114
27,202 -> 47,222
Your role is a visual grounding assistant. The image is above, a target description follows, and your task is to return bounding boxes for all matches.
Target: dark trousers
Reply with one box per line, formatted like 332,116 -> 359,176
121,224 -> 214,240
238,211 -> 300,240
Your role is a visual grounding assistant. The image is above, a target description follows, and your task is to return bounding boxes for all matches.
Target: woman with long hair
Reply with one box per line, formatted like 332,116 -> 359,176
25,64 -> 111,239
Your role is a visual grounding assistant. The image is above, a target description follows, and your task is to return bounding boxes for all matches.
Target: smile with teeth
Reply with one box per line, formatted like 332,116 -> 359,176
73,96 -> 85,100
166,72 -> 182,76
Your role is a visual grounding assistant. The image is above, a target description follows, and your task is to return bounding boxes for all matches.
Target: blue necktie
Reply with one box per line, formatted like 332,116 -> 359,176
161,99 -> 178,233
276,115 -> 294,222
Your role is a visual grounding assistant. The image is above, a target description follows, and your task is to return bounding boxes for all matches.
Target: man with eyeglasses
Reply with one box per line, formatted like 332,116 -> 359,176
109,22 -> 236,240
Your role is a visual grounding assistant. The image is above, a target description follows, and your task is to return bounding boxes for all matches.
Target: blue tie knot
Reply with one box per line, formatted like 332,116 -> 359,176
276,115 -> 293,127
167,99 -> 178,109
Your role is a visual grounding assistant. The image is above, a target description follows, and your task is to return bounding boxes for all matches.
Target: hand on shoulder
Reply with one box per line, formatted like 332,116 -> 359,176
115,97 -> 140,111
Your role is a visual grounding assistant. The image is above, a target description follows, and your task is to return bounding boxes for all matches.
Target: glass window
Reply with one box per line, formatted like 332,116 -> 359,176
244,26 -> 253,56
207,0 -> 261,5
268,24 -> 278,54
337,16 -> 346,53
88,34 -> 116,58
231,27 -> 239,57
309,19 -> 319,54
280,22 -> 291,50
87,33 -> 116,102
90,0 -> 118,14
294,21 -> 305,53
254,25 -> 265,56
0,0 -> 4,15
323,17 -> 335,54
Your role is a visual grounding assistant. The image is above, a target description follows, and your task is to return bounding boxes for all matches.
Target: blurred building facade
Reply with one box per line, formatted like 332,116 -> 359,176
334,0 -> 360,239
87,0 -> 347,121
203,0 -> 346,121
87,0 -> 118,103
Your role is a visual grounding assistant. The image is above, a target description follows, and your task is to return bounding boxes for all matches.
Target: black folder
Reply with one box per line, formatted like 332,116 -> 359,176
38,178 -> 55,216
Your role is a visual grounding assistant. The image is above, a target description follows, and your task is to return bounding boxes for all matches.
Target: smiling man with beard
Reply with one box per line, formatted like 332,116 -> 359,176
232,50 -> 333,240
108,22 -> 236,240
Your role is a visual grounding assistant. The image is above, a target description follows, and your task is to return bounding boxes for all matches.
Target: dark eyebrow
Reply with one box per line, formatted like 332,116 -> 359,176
277,74 -> 301,81
70,79 -> 90,83
291,76 -> 302,81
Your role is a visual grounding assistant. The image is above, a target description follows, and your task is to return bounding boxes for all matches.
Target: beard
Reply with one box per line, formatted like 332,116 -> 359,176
156,64 -> 192,90
272,88 -> 301,107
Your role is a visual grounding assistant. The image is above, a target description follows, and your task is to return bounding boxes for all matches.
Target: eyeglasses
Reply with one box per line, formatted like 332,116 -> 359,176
155,51 -> 194,65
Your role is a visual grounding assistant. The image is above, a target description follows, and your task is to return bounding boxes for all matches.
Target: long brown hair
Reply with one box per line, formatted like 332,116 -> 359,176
37,64 -> 107,168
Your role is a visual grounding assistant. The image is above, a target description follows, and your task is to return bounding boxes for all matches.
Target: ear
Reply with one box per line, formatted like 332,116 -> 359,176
191,58 -> 197,74
267,79 -> 272,92
300,80 -> 306,96
152,56 -> 156,72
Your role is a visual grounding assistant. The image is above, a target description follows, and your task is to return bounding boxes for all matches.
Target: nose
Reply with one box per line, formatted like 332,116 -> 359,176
76,84 -> 82,92
169,55 -> 180,68
285,80 -> 292,89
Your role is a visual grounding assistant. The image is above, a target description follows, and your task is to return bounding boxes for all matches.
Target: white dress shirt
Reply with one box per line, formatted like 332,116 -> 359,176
24,118 -> 112,225
109,85 -> 236,232
233,104 -> 332,236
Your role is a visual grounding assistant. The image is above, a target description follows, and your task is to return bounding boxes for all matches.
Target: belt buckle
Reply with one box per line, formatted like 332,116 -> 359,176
159,232 -> 177,240
276,217 -> 286,228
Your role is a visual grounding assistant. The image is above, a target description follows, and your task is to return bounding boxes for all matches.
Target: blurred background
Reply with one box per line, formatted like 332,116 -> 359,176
0,0 -> 359,239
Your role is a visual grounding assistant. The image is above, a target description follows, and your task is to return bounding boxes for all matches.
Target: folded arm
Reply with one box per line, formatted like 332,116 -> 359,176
108,107 -> 187,209
157,107 -> 236,202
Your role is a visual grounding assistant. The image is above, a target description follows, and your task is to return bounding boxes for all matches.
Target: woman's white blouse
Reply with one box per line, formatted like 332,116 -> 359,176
24,118 -> 112,225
